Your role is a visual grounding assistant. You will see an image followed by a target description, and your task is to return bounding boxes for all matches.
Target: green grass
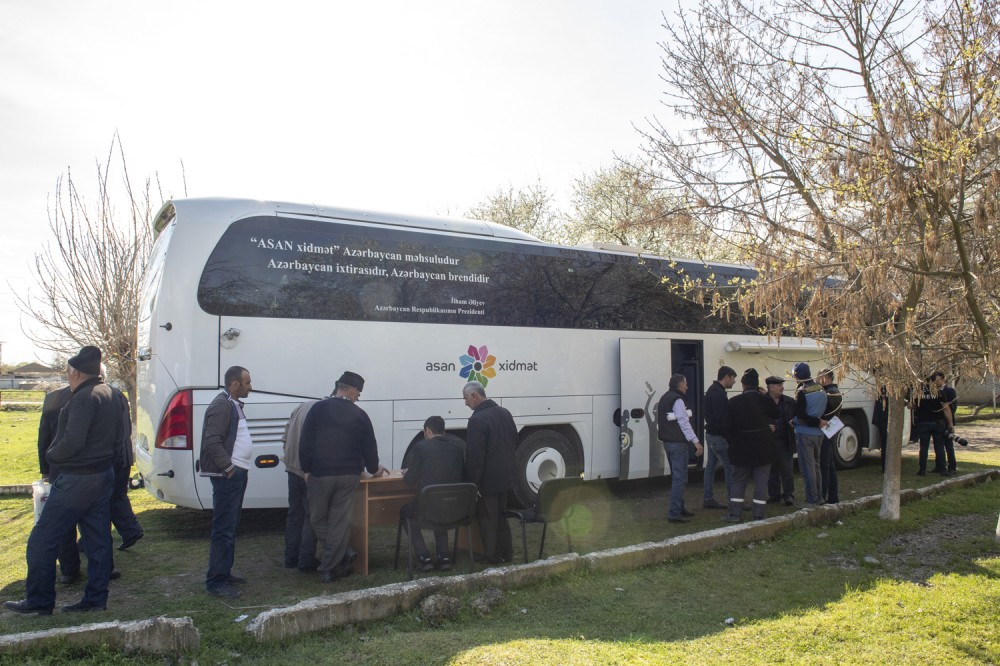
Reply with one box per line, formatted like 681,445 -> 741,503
0,410 -> 41,485
1,413 -> 998,664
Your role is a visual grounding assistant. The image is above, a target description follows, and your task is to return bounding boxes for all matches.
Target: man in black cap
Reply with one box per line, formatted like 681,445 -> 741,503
6,346 -> 118,615
300,371 -> 388,583
722,369 -> 779,522
764,376 -> 797,506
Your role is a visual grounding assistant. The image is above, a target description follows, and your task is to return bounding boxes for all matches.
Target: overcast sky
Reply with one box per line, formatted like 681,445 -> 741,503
0,0 -> 683,364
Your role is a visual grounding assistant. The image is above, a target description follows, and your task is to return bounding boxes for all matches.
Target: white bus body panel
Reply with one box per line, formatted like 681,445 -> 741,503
135,198 -> 875,510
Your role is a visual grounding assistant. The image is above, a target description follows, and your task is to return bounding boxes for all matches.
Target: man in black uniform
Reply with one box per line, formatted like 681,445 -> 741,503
765,376 -> 797,506
463,381 -> 517,564
912,371 -> 955,477
400,415 -> 465,571
723,369 -> 779,522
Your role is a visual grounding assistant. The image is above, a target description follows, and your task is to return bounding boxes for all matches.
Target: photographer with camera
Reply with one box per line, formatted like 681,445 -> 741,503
912,371 -> 956,477
938,377 -> 967,473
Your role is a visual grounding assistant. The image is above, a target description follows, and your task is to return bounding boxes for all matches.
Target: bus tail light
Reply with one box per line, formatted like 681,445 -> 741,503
155,390 -> 193,450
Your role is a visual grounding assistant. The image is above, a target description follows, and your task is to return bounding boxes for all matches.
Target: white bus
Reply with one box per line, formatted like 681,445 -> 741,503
135,198 -> 877,510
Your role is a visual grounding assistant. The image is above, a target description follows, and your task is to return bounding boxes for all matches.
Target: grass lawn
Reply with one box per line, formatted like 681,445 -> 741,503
0,412 -> 998,664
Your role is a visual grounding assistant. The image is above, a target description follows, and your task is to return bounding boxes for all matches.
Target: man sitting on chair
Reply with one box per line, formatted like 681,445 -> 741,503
400,416 -> 466,571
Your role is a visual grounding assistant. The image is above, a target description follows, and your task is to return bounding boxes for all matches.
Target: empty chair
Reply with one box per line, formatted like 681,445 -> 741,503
503,477 -> 582,564
393,482 -> 478,580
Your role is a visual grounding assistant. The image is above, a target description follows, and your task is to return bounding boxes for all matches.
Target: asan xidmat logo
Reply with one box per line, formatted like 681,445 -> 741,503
459,345 -> 496,386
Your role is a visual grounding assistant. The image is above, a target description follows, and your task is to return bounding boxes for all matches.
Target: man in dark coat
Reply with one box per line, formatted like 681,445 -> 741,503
36,385 -> 80,584
6,346 -> 118,615
401,415 -> 466,571
765,376 -> 797,506
300,371 -> 388,583
463,381 -> 517,564
723,369 -> 779,522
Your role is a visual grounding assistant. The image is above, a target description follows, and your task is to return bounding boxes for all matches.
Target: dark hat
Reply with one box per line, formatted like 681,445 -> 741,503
68,346 -> 102,376
741,368 -> 760,388
337,371 -> 365,391
765,375 -> 785,386
792,362 -> 811,381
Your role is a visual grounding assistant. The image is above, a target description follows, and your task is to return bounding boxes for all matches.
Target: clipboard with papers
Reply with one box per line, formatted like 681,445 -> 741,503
821,415 -> 845,438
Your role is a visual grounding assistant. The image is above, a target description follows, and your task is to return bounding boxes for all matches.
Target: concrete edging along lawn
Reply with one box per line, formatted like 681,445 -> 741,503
0,469 -> 995,653
245,469 -> 998,642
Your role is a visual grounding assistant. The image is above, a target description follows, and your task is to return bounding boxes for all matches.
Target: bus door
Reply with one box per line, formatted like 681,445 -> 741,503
618,338 -> 672,480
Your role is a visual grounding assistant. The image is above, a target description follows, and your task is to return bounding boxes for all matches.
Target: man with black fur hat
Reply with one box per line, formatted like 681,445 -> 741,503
6,346 -> 118,615
722,369 -> 779,522
300,371 -> 388,583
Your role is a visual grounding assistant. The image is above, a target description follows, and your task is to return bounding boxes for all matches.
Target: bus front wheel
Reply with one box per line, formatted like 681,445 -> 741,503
512,430 -> 580,507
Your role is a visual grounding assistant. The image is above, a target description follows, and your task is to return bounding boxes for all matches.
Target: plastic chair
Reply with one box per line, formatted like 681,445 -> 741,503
503,477 -> 582,564
393,482 -> 478,580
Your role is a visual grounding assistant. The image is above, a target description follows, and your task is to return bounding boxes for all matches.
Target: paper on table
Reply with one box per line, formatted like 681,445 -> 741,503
821,415 -> 845,438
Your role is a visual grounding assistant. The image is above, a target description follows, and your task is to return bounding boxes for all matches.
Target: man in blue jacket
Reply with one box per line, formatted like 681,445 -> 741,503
791,363 -> 828,505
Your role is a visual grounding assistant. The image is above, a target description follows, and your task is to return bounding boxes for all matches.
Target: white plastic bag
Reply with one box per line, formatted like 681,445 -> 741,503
32,479 -> 51,524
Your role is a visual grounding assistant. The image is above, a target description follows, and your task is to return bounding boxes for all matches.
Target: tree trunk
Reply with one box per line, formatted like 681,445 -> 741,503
878,395 -> 906,520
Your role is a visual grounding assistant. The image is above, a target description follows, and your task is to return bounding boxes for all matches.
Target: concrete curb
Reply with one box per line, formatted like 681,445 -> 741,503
0,616 -> 200,655
0,485 -> 32,496
246,469 -> 998,642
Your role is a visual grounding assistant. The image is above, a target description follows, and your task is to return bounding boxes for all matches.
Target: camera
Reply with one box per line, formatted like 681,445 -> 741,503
945,430 -> 969,447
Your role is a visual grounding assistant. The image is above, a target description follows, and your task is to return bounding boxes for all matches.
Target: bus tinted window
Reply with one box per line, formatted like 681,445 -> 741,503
197,215 -> 756,334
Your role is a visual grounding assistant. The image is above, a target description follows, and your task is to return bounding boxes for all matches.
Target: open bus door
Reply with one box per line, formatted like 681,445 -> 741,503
618,338 -> 672,480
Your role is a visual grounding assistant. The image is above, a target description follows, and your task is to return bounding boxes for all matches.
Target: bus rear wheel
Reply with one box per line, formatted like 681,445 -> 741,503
512,430 -> 580,507
834,414 -> 862,469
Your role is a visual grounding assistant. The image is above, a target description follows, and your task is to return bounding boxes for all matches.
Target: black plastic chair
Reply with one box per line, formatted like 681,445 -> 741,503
393,482 -> 478,580
503,477 -> 582,564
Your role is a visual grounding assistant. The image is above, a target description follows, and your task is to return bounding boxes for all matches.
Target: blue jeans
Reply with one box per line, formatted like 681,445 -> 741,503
285,472 -> 317,568
206,467 -> 248,590
796,432 -> 823,504
703,434 -> 733,502
25,467 -> 114,609
664,440 -> 690,519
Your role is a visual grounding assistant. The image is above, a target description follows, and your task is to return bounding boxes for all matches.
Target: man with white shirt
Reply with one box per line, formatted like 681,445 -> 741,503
199,366 -> 253,598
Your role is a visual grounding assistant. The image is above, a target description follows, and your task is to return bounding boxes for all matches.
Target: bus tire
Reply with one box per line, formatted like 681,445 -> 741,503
512,430 -> 580,508
834,414 -> 862,469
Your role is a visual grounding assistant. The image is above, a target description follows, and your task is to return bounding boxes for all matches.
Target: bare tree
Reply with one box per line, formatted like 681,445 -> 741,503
16,133 -> 185,417
644,0 -> 1000,518
465,180 -> 567,243
570,161 -> 740,260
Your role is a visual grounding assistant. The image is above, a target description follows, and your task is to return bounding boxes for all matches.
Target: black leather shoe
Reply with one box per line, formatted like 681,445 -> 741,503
62,601 -> 106,613
702,499 -> 726,509
60,572 -> 81,585
109,570 -> 121,581
916,470 -> 926,476
206,584 -> 241,598
721,515 -> 741,523
783,498 -> 794,507
680,509 -> 695,517
118,531 -> 144,552
227,574 -> 247,584
4,599 -> 53,615
667,517 -> 690,523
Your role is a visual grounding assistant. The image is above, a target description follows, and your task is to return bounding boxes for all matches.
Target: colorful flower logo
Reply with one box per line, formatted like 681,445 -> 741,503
459,345 -> 497,386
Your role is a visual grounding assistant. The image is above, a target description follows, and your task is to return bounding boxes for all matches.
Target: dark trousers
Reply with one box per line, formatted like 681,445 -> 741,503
917,421 -> 948,473
308,474 -> 360,574
25,468 -> 114,610
206,467 -> 248,590
400,500 -> 450,558
110,461 -> 142,543
729,464 -> 771,519
767,439 -> 795,501
284,472 -> 317,568
475,492 -> 512,564
819,436 -> 840,503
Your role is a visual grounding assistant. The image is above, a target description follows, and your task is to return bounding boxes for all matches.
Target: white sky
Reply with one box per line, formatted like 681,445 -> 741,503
0,0 -> 682,365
